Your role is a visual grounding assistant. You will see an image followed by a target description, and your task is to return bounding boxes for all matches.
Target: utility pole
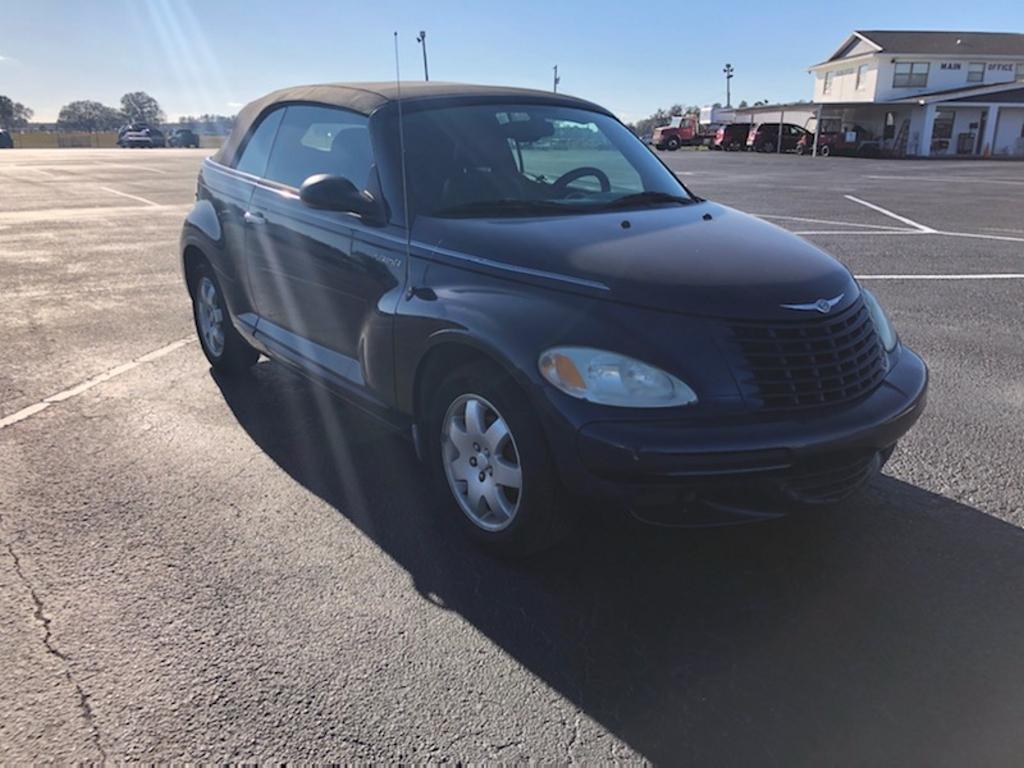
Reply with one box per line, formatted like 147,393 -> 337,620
553,65 -> 560,93
416,30 -> 429,81
723,63 -> 734,108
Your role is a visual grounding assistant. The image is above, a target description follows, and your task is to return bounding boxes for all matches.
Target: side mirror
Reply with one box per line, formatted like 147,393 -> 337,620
299,174 -> 380,221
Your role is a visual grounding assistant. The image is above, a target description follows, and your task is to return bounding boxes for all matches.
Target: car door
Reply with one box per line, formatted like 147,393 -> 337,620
244,104 -> 405,397
785,125 -> 803,150
201,107 -> 284,328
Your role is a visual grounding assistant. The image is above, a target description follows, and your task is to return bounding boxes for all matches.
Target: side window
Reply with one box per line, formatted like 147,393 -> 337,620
234,109 -> 284,177
264,105 -> 373,190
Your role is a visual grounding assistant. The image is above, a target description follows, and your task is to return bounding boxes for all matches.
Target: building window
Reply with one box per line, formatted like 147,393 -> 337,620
823,71 -> 834,95
855,64 -> 868,91
967,62 -> 985,83
893,61 -> 929,88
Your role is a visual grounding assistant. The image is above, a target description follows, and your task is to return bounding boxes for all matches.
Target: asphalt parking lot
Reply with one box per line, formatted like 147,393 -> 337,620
2,147 -> 1023,763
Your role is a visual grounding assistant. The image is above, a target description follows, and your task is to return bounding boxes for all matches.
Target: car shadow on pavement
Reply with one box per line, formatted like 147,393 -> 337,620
214,362 -> 1024,765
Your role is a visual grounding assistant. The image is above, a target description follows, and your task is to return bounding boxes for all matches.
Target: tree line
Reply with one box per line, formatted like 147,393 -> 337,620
0,91 -> 236,134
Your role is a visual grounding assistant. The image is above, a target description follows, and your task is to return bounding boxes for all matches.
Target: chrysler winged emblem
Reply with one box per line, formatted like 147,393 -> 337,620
781,293 -> 845,314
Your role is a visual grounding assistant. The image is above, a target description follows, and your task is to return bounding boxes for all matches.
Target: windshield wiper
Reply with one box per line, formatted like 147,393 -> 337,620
600,191 -> 694,210
432,199 -> 584,217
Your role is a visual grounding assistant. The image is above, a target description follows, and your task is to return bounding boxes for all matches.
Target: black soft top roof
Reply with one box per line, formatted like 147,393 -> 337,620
216,81 -> 612,165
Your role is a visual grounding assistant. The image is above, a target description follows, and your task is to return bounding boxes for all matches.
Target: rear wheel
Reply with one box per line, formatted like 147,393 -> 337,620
429,363 -> 571,556
820,144 -> 832,157
189,261 -> 259,373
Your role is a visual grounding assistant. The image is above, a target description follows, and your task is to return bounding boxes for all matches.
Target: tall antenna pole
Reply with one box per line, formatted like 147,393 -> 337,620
722,63 -> 734,108
416,30 -> 429,81
553,65 -> 560,93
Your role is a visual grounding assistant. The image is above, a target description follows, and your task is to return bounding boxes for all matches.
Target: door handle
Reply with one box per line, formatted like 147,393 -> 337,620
243,211 -> 266,225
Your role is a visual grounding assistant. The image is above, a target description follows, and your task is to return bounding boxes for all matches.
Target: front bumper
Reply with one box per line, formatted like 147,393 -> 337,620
554,348 -> 928,517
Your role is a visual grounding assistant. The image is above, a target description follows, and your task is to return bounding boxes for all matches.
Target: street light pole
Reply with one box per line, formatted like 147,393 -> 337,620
553,65 -> 560,93
416,30 -> 429,81
723,63 -> 734,108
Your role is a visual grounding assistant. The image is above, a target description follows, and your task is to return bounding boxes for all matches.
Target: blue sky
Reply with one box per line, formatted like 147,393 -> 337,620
2,0 -> 1021,123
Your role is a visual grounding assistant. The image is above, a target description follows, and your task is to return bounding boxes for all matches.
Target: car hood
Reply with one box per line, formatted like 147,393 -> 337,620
416,201 -> 858,321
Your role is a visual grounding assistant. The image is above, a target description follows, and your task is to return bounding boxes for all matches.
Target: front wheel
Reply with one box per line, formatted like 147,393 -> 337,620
665,136 -> 681,151
429,364 -> 572,556
190,262 -> 259,373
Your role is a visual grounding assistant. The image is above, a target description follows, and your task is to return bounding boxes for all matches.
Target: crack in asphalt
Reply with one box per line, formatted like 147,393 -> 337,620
567,711 -> 583,763
3,540 -> 107,762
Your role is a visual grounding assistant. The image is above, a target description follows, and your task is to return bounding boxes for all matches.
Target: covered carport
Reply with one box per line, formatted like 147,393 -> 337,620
730,102 -> 816,153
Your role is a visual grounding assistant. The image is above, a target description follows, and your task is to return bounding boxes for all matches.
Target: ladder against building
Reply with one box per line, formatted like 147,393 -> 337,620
893,119 -> 910,157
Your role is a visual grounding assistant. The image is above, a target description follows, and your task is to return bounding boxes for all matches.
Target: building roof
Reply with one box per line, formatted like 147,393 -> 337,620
217,81 -> 608,165
885,80 -> 1024,104
854,30 -> 1024,57
818,30 -> 1024,67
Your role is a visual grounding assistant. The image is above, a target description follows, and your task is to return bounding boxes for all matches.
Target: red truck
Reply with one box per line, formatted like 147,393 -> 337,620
652,115 -> 714,151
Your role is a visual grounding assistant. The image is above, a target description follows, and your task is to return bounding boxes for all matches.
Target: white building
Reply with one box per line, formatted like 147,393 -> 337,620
809,30 -> 1024,157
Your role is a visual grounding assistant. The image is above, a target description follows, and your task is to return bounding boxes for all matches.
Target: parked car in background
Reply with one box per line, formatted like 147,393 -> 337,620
746,122 -> 810,153
117,123 -> 166,148
0,129 -> 13,149
796,127 -> 881,157
713,123 -> 750,151
168,128 -> 200,148
181,82 -> 927,555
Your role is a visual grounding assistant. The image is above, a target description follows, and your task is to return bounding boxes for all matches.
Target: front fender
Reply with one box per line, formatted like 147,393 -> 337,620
394,258 -> 741,427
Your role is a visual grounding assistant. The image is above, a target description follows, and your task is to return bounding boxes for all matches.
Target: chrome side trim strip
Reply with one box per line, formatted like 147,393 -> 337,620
422,244 -> 610,291
255,319 -> 365,387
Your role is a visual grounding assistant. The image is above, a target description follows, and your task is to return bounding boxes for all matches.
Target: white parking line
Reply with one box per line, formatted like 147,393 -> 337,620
843,195 -> 936,233
99,186 -> 162,207
0,204 -> 190,225
866,174 -> 1024,187
754,213 -> 908,231
936,230 -> 1024,244
857,274 -> 1024,280
793,230 -> 924,236
0,338 -> 193,431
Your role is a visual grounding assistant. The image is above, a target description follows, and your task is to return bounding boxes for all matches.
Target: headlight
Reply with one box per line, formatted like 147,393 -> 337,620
862,288 -> 898,352
538,347 -> 698,408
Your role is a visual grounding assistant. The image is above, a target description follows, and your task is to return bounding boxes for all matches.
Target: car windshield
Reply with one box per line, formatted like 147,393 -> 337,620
399,103 -> 695,218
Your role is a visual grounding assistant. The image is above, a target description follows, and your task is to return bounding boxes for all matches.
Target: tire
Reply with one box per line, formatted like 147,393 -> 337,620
820,144 -> 832,157
428,362 -> 572,556
795,144 -> 806,156
759,141 -> 775,153
189,261 -> 259,373
665,136 -> 681,151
